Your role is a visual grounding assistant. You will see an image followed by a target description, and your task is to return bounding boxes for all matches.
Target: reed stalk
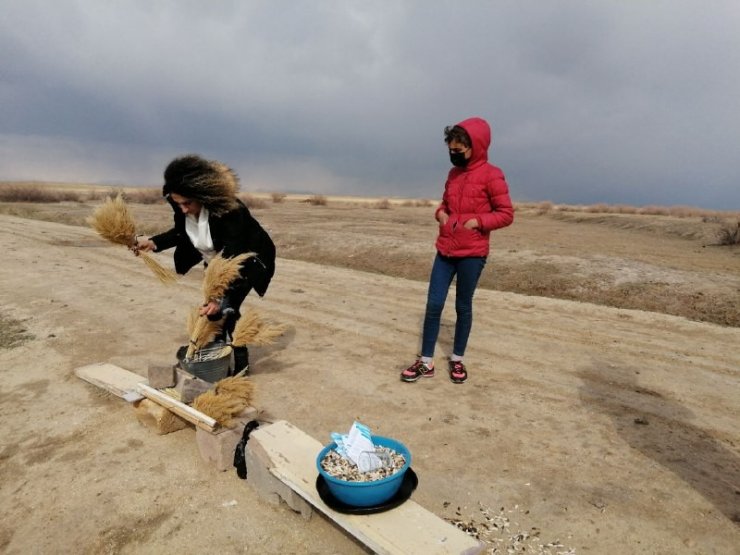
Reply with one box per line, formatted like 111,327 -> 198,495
185,313 -> 223,359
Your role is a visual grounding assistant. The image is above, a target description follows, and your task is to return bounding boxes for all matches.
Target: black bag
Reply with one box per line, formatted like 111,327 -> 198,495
233,420 -> 260,479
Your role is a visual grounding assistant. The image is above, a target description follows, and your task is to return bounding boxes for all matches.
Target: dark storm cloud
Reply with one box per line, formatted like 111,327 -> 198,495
1,1 -> 739,209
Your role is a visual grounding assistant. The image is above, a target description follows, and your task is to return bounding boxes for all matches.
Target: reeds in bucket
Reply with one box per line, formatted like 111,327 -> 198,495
88,193 -> 177,284
181,342 -> 232,382
185,252 -> 255,359
186,306 -> 223,358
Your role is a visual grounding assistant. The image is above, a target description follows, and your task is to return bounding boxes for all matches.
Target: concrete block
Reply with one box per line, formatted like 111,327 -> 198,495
175,369 -> 212,403
246,424 -> 313,520
245,444 -> 281,503
133,398 -> 190,435
147,364 -> 176,389
196,426 -> 242,471
180,379 -> 213,404
195,407 -> 259,471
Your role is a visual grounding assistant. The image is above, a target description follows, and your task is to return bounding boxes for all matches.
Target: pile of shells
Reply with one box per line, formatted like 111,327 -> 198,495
444,503 -> 576,555
320,447 -> 406,482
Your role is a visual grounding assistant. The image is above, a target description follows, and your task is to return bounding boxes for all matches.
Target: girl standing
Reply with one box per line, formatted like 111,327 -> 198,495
401,117 -> 513,384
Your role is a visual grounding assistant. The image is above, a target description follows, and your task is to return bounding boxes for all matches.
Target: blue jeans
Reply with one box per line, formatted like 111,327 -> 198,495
421,253 -> 487,358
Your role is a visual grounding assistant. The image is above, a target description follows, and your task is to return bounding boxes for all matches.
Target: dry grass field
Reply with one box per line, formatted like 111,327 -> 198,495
2,182 -> 739,327
1,182 -> 739,554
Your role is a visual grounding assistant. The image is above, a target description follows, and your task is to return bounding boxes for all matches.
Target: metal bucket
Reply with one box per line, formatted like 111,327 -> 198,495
178,342 -> 232,383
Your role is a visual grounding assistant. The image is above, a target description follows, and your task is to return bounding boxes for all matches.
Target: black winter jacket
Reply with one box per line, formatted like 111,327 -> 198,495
151,199 -> 275,297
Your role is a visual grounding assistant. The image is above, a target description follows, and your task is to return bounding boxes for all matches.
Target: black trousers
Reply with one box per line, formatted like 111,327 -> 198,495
215,278 -> 253,343
214,279 -> 252,374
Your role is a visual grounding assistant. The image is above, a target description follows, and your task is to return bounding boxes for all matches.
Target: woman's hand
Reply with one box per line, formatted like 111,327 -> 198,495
463,218 -> 479,230
130,236 -> 156,254
199,300 -> 221,317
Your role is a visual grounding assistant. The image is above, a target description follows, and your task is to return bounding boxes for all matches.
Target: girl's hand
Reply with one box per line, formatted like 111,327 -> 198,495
463,218 -> 479,229
436,212 -> 449,225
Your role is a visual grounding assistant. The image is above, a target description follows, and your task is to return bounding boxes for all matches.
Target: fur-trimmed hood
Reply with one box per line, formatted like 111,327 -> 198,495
163,154 -> 240,216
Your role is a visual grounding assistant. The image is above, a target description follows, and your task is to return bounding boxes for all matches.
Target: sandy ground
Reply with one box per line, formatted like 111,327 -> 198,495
1,212 -> 739,554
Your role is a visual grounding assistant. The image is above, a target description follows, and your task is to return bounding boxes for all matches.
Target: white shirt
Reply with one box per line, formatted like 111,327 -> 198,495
185,206 -> 217,263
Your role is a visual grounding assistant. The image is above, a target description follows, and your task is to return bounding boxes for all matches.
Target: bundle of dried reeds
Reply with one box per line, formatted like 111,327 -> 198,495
231,310 -> 287,347
202,252 -> 255,302
88,193 -> 136,244
185,307 -> 223,358
192,376 -> 255,427
88,193 -> 177,284
185,252 -> 256,358
214,376 -> 255,405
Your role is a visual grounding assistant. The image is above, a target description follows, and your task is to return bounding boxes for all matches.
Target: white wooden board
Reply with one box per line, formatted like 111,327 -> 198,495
137,383 -> 217,431
250,420 -> 484,555
74,362 -> 147,398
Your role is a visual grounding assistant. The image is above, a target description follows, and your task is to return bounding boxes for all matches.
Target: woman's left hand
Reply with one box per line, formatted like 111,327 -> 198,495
463,218 -> 479,229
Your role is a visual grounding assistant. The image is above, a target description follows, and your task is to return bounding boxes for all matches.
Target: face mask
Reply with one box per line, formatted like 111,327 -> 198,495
449,150 -> 469,168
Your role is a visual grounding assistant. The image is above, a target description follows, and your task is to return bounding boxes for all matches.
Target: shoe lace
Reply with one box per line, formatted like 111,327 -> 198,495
406,360 -> 431,374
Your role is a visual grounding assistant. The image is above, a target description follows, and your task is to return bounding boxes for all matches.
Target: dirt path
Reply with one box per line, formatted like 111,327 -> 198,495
1,214 -> 738,554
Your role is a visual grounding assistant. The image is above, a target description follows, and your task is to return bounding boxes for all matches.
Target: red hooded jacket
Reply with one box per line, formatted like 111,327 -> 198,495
435,117 -> 514,257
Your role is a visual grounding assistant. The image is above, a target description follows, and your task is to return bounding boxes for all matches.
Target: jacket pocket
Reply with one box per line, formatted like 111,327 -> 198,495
438,218 -> 453,239
455,225 -> 481,251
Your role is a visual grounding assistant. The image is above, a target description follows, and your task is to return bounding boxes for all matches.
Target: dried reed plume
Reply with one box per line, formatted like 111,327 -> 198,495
88,193 -> 135,244
214,376 -> 255,406
88,193 -> 177,284
192,381 -> 253,427
202,252 -> 255,302
232,310 -> 287,347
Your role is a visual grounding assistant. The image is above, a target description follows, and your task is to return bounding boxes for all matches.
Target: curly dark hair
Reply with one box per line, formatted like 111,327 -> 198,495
444,125 -> 471,148
163,154 -> 240,216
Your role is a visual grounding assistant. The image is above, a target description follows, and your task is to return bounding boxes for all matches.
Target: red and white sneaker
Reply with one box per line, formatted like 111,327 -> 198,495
448,360 -> 467,384
400,360 -> 435,382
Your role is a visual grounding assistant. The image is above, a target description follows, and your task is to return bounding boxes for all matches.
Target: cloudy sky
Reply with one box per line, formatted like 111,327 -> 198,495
2,1 -> 739,209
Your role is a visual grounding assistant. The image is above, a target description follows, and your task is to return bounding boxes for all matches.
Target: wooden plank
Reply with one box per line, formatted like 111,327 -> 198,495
250,421 -> 484,555
137,383 -> 217,432
75,362 -> 216,431
75,362 -> 147,398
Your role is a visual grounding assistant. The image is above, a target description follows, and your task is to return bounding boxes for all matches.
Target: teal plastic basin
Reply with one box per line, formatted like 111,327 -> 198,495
316,435 -> 411,508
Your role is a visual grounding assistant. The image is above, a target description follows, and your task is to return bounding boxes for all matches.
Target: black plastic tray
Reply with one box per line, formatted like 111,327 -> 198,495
315,468 -> 418,515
